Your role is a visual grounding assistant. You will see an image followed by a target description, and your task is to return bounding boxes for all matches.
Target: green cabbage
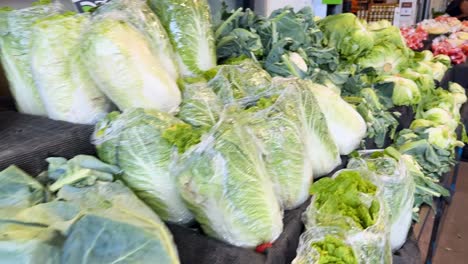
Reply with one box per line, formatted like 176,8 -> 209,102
93,109 -> 193,224
357,43 -> 407,75
0,3 -> 61,115
309,83 -> 366,155
400,68 -> 435,94
30,13 -> 110,124
148,0 -> 216,76
318,13 -> 374,61
380,76 -> 421,106
81,17 -> 181,113
176,111 -> 283,247
96,0 -> 179,80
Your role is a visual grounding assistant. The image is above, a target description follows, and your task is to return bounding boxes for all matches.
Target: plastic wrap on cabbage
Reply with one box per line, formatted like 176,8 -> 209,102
293,227 -> 358,264
318,13 -> 374,61
175,111 -> 283,247
177,80 -> 223,129
93,109 -> 193,224
246,95 -> 313,210
347,150 -> 415,251
0,3 -> 62,115
0,157 -> 181,264
308,83 -> 366,155
208,59 -> 272,104
148,0 -> 216,76
81,16 -> 181,113
30,13 -> 111,124
304,169 -> 392,264
96,0 -> 179,80
272,78 -> 341,177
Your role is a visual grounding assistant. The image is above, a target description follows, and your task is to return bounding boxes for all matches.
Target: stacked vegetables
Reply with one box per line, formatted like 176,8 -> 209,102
0,157 -> 181,263
0,0 -> 466,262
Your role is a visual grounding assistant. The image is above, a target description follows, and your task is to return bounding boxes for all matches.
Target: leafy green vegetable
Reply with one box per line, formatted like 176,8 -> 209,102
80,17 -> 181,113
357,43 -> 408,75
0,166 -> 47,210
176,111 -> 283,247
394,128 -> 458,179
400,69 -> 435,94
272,78 -> 341,177
348,152 -> 415,251
93,109 -> 193,223
0,3 -> 61,115
347,88 -> 399,148
46,155 -> 120,192
148,0 -> 216,76
177,80 -> 223,128
162,123 -> 204,154
293,227 -> 359,264
215,7 -> 339,78
0,161 -> 181,264
309,83 -> 366,155
245,92 -> 312,210
318,13 -> 374,61
208,59 -> 272,104
311,235 -> 358,264
309,170 -> 379,230
30,13 -> 110,124
379,75 -> 421,106
96,0 -> 179,80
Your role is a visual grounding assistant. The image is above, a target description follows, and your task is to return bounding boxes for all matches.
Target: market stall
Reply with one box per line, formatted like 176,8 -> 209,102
0,0 -> 466,264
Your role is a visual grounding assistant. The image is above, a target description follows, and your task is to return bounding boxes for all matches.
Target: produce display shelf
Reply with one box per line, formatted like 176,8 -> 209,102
0,109 -> 423,264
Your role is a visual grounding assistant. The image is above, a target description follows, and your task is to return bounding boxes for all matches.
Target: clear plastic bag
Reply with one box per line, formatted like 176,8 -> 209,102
293,226 -> 359,264
0,2 -> 63,116
95,0 -> 179,80
303,169 -> 392,264
174,110 -> 284,248
246,90 -> 313,210
30,13 -> 111,124
80,12 -> 181,113
177,80 -> 223,129
348,150 -> 415,251
93,109 -> 193,224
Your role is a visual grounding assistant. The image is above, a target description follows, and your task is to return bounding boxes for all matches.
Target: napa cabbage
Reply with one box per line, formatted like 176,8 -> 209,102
95,0 -> 179,80
308,83 -> 366,155
175,110 -> 283,248
148,0 -> 216,76
272,78 -> 341,177
0,3 -> 62,115
30,13 -> 111,124
245,92 -> 313,210
93,109 -> 193,224
80,17 -> 181,113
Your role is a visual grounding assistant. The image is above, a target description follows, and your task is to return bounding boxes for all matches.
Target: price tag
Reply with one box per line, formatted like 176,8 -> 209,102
72,0 -> 112,13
